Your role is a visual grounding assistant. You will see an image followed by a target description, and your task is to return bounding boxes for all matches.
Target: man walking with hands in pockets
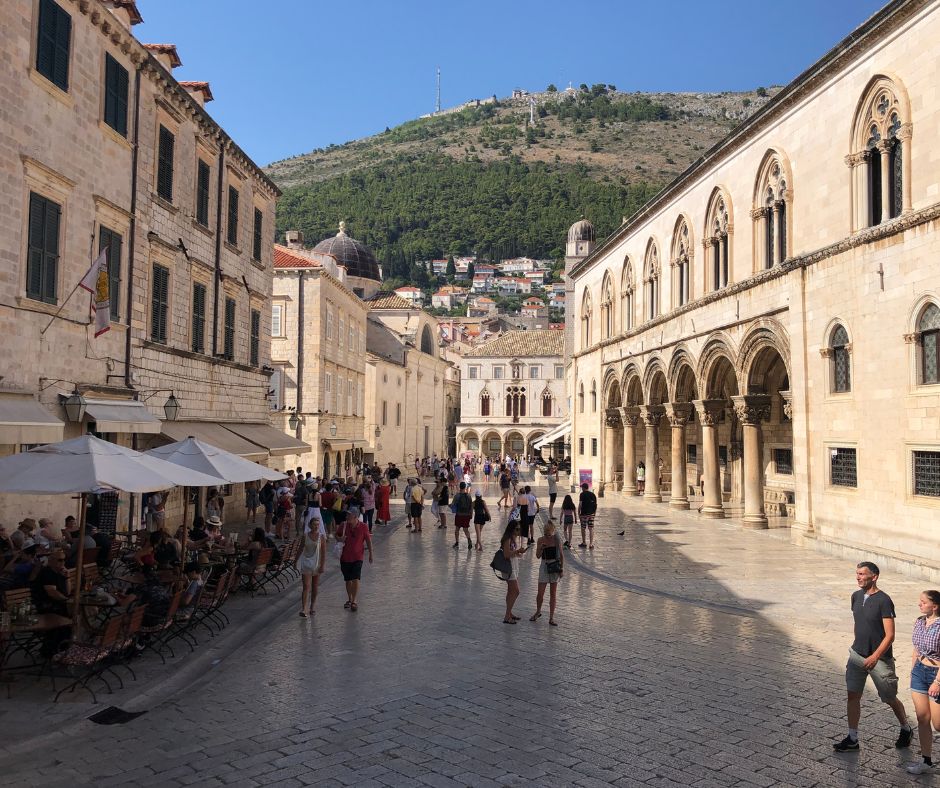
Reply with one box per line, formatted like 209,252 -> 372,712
833,561 -> 912,752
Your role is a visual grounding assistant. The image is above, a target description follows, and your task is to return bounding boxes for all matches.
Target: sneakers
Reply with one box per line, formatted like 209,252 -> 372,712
896,726 -> 913,749
833,735 -> 859,752
907,760 -> 936,775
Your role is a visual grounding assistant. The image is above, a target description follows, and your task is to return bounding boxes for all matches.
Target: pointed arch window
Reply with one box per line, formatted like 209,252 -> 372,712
590,380 -> 597,412
753,158 -> 788,269
620,258 -> 634,330
918,304 -> 940,385
480,389 -> 491,417
644,241 -> 660,321
850,79 -> 910,229
705,191 -> 731,290
578,381 -> 585,413
830,324 -> 851,393
505,386 -> 526,421
600,273 -> 614,339
580,289 -> 593,349
541,389 -> 553,417
671,219 -> 692,306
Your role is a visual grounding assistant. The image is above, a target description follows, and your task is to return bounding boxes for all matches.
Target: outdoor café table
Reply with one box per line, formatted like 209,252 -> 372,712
79,592 -> 118,634
0,613 -> 73,671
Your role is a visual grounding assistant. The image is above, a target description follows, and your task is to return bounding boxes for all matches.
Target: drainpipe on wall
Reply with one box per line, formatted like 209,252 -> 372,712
211,141 -> 225,356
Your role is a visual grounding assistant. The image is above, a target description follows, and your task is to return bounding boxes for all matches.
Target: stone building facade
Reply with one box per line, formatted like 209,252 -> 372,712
271,234 -> 369,480
568,0 -> 940,579
457,330 -> 567,459
0,0 -> 292,529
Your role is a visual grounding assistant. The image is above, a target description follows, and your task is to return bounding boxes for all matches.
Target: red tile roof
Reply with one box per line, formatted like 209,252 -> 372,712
143,44 -> 182,68
106,0 -> 143,24
179,81 -> 214,102
273,244 -> 322,269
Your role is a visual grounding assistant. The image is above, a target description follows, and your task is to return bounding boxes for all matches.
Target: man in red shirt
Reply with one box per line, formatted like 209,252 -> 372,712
336,506 -> 373,612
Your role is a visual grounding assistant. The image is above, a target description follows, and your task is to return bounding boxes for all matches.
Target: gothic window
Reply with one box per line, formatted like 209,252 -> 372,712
705,190 -> 731,290
541,390 -> 553,417
850,78 -> 909,229
753,152 -> 791,269
480,390 -> 491,416
918,303 -> 940,385
600,272 -> 614,339
590,380 -> 597,412
420,324 -> 435,355
580,288 -> 593,348
830,324 -> 851,393
505,386 -> 526,421
578,381 -> 585,413
620,257 -> 634,330
671,218 -> 692,306
644,241 -> 660,320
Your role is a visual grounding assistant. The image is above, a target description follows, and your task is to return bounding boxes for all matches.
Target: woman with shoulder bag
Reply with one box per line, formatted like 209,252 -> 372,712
472,490 -> 490,552
297,513 -> 326,617
498,520 -> 526,624
531,521 -> 563,626
906,589 -> 940,774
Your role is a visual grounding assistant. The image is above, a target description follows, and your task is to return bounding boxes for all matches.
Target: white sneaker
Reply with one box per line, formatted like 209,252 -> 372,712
906,761 -> 936,775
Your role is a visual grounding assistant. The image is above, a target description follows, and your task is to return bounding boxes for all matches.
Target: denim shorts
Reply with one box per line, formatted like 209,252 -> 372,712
910,661 -> 940,699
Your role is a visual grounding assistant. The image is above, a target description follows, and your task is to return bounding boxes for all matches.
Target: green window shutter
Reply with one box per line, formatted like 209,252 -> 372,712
41,198 -> 60,304
27,193 -> 46,301
250,309 -> 260,366
37,0 -> 71,91
151,264 -> 169,343
252,208 -> 263,261
157,126 -> 175,201
192,283 -> 206,353
196,160 -> 210,226
224,298 -> 236,358
104,54 -> 129,136
98,226 -> 122,320
227,187 -> 239,245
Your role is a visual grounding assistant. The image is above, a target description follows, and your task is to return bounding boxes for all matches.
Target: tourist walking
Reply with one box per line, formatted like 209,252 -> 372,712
530,520 -> 563,626
434,475 -> 449,529
403,478 -> 414,529
410,479 -> 426,532
546,463 -> 558,520
498,467 -> 511,509
375,478 -> 392,525
336,507 -> 373,612
259,481 -> 275,531
245,480 -> 259,524
472,490 -> 490,551
560,494 -> 577,549
524,485 -> 539,545
498,519 -> 526,624
515,486 -> 530,544
577,482 -> 597,549
904,589 -> 940,774
360,478 -> 376,533
636,461 -> 646,494
452,482 -> 474,550
298,512 -> 326,617
832,561 -> 912,752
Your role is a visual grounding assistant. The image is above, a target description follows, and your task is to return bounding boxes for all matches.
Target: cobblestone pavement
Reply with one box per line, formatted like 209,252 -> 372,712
1,474 -> 935,787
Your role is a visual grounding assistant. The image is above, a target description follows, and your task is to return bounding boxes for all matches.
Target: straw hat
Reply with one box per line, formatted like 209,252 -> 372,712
206,515 -> 222,526
18,518 -> 37,530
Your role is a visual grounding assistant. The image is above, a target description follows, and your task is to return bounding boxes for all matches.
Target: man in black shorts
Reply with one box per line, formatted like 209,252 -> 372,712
577,482 -> 597,549
833,561 -> 912,752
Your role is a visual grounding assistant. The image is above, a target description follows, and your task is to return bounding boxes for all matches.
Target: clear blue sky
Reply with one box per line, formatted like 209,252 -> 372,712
136,0 -> 887,167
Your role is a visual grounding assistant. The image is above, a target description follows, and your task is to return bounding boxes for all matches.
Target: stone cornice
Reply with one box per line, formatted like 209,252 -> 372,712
573,200 -> 940,360
69,0 -> 280,201
569,0 -> 928,280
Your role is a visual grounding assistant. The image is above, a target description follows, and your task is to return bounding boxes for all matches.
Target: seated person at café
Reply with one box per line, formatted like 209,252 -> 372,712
204,516 -> 224,545
134,530 -> 179,569
31,550 -> 70,616
0,524 -> 14,555
39,518 -> 63,545
64,518 -> 96,568
91,526 -> 112,569
188,516 -> 210,547
179,562 -> 205,616
12,519 -> 37,550
0,543 -> 41,591
241,527 -> 281,566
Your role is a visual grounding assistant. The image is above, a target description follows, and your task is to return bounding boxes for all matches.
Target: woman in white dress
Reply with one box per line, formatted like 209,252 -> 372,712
298,511 -> 326,617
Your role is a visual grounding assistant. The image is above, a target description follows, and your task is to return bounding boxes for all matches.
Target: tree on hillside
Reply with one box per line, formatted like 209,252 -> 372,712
467,262 -> 475,279
546,84 -> 557,93
446,255 -> 456,282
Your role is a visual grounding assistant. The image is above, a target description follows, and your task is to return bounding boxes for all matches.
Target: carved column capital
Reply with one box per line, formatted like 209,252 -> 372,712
618,406 -> 640,428
731,394 -> 771,425
664,403 -> 693,428
876,139 -> 894,155
844,152 -> 864,168
604,408 -> 622,428
693,399 -> 725,427
819,347 -> 833,359
904,332 -> 920,345
639,405 -> 664,429
896,122 -> 913,142
749,207 -> 766,220
779,390 -> 793,422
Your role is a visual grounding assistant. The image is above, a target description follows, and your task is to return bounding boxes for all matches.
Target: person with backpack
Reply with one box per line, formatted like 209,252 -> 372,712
433,474 -> 449,530
472,490 -> 490,552
259,481 -> 276,531
451,482 -> 474,550
577,482 -> 598,549
497,466 -> 512,509
531,521 -> 563,626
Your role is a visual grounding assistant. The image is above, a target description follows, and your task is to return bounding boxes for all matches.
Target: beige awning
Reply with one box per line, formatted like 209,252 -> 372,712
160,421 -> 267,461
222,422 -> 311,457
322,440 -> 361,452
0,395 -> 64,444
84,399 -> 161,434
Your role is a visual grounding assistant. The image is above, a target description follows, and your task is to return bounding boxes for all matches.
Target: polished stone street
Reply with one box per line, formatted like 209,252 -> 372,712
0,479 -> 933,787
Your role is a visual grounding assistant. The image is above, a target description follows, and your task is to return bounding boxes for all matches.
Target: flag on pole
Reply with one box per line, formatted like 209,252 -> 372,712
79,248 -> 111,337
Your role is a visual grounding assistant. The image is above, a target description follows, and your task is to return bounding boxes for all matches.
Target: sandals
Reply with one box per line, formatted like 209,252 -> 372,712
350,602 -> 358,612
549,620 -> 558,627
344,601 -> 351,609
503,618 -> 516,624
299,611 -> 307,618
529,612 -> 542,621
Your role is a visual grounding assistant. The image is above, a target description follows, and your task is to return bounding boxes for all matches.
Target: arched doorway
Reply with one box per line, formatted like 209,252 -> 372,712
504,430 -> 525,459
698,345 -> 740,518
481,430 -> 501,460
602,375 -> 623,492
620,369 -> 644,494
640,362 -> 669,502
665,355 -> 699,510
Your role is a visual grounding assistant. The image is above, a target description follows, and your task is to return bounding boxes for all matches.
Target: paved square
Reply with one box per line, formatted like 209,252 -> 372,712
0,480 -> 933,786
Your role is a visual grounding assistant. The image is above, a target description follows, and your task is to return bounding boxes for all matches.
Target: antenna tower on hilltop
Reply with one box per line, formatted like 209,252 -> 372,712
436,67 -> 441,114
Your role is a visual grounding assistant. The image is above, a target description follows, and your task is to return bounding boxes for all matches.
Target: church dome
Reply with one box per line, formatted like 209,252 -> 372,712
313,222 -> 381,282
567,218 -> 595,243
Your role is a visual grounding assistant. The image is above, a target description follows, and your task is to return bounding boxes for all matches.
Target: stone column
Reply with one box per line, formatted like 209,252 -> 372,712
694,399 -> 726,518
750,208 -> 766,269
898,123 -> 913,213
619,407 -> 640,495
878,140 -> 892,224
639,405 -> 664,502
603,408 -> 620,491
771,202 -> 782,265
665,403 -> 692,510
732,395 -> 772,528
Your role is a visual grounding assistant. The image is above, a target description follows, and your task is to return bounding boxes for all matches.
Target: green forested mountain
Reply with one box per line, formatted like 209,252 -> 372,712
267,86 -> 777,279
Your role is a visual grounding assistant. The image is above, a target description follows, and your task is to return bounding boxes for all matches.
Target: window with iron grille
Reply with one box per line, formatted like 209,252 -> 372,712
98,226 -> 122,320
223,298 -> 236,359
396,403 -> 401,426
913,451 -> 940,498
26,192 -> 60,304
226,187 -> 239,246
150,264 -> 169,343
830,447 -> 857,488
157,125 -> 175,202
919,304 -> 940,385
773,447 -> 793,475
103,54 -> 128,136
191,283 -> 206,353
36,0 -> 71,92
591,438 -> 598,456
195,159 -> 210,226
831,325 -> 851,393
578,438 -> 584,455
249,309 -> 260,366
252,208 -> 263,261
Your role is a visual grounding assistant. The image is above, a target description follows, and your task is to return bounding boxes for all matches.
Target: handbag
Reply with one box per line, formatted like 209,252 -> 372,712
490,549 -> 512,580
547,560 -> 563,575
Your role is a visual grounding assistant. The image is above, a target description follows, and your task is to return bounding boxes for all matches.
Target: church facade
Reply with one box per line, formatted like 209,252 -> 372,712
567,0 -> 940,580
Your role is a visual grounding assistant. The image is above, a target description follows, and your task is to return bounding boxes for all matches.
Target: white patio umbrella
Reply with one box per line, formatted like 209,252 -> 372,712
145,437 -> 285,484
0,435 -> 223,626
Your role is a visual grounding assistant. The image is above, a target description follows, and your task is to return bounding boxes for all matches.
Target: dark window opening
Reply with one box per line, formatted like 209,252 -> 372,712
36,0 -> 71,91
830,447 -> 857,488
103,53 -> 128,136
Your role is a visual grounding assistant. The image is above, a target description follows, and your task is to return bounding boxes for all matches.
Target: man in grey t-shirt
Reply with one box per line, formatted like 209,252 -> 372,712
833,561 -> 912,752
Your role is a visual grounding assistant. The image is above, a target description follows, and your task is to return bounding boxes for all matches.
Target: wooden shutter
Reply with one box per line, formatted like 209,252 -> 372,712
224,298 -> 236,358
227,187 -> 239,245
250,309 -> 260,366
99,226 -> 122,320
252,208 -> 262,261
27,193 -> 46,301
42,197 -> 60,304
151,264 -> 169,343
196,160 -> 210,226
104,54 -> 128,136
192,283 -> 206,353
157,126 -> 175,201
37,0 -> 71,91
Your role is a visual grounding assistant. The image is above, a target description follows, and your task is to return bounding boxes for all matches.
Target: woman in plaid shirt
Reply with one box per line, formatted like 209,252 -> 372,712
907,589 -> 940,775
